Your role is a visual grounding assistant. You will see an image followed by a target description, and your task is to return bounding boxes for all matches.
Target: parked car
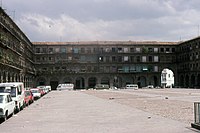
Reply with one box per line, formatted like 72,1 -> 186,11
0,82 -> 25,112
94,84 -> 109,90
0,93 -> 15,121
37,86 -> 48,94
30,88 -> 42,100
56,84 -> 74,91
24,90 -> 34,106
146,85 -> 154,88
126,84 -> 138,90
110,86 -> 118,90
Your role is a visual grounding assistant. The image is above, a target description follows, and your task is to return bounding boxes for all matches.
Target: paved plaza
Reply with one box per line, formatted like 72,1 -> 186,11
0,89 -> 200,133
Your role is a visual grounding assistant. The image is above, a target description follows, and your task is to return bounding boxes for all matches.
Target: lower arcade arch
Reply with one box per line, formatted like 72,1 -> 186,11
75,77 -> 85,89
88,77 -> 97,88
101,77 -> 110,85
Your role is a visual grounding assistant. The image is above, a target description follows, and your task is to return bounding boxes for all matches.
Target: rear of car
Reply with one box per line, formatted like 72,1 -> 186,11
0,82 -> 25,112
30,88 -> 42,100
24,90 -> 34,106
0,93 -> 15,121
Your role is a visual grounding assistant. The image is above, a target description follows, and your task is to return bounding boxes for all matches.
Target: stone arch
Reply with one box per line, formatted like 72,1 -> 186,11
191,74 -> 195,88
63,77 -> 73,83
197,74 -> 200,88
161,68 -> 174,88
124,76 -> 135,85
149,75 -> 158,87
137,76 -> 146,88
88,77 -> 97,88
50,77 -> 59,90
75,77 -> 85,89
113,76 -> 122,88
185,75 -> 189,87
37,77 -> 47,86
101,77 -> 110,85
180,75 -> 184,87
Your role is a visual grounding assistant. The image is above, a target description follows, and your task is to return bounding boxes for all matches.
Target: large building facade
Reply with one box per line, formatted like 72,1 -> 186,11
0,7 -> 35,87
33,41 -> 178,90
1,7 -> 200,90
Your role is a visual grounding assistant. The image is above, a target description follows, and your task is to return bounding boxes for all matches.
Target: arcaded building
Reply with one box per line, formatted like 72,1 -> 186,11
33,41 -> 178,90
177,37 -> 200,88
0,7 -> 35,87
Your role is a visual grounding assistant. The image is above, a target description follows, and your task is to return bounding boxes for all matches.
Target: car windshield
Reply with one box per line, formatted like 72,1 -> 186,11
31,90 -> 39,93
0,87 -> 16,97
0,95 -> 4,103
25,91 -> 31,96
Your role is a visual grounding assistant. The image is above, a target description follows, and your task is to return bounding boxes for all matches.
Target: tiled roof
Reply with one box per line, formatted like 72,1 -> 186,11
33,41 -> 178,46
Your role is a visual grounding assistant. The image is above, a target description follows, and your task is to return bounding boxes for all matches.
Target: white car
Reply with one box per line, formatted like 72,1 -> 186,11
126,84 -> 138,90
0,93 -> 15,121
30,88 -> 42,100
56,84 -> 74,91
0,82 -> 25,112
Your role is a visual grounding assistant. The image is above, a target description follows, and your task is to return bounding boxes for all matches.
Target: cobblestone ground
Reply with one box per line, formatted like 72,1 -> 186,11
82,88 -> 200,125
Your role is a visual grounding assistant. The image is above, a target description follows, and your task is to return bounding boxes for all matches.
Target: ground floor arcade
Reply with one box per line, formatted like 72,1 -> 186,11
35,73 -> 161,90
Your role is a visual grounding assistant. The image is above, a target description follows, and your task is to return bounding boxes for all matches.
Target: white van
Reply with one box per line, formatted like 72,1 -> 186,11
56,84 -> 74,91
0,82 -> 25,112
126,84 -> 138,90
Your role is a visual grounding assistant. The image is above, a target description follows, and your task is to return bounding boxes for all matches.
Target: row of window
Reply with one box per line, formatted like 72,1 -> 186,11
179,41 -> 200,52
39,65 -> 159,73
35,55 -> 160,63
179,62 -> 200,71
35,46 -> 176,54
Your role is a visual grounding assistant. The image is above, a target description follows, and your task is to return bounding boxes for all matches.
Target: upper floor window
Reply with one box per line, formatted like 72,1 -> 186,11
42,48 -> 47,53
148,48 -> 153,52
112,48 -> 116,52
118,48 -> 123,53
166,48 -> 170,53
49,48 -> 53,53
55,48 -> 60,53
160,48 -> 164,52
124,56 -> 129,62
130,48 -> 134,52
172,48 -> 175,52
105,48 -> 110,52
154,56 -> 159,62
136,56 -> 140,62
112,56 -> 116,62
124,48 -> 129,53
142,56 -> 146,62
154,48 -> 158,53
136,48 -> 141,53
86,48 -> 91,53
81,48 -> 85,53
73,48 -> 79,53
36,48 -> 40,53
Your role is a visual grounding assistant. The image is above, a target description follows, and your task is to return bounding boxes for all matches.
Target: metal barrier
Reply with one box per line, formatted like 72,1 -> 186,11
191,102 -> 200,130
194,102 -> 200,124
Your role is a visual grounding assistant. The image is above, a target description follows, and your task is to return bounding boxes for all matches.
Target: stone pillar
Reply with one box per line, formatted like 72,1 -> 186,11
0,72 -> 3,83
5,72 -> 8,82
85,77 -> 88,89
110,76 -> 114,88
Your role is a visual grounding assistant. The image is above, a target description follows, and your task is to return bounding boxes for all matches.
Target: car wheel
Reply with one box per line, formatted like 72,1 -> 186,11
4,111 -> 8,121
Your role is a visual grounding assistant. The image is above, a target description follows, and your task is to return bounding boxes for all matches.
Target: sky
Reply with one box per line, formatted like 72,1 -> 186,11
1,0 -> 200,42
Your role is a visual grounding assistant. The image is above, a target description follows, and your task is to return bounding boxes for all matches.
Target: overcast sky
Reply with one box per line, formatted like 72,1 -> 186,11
2,0 -> 200,42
